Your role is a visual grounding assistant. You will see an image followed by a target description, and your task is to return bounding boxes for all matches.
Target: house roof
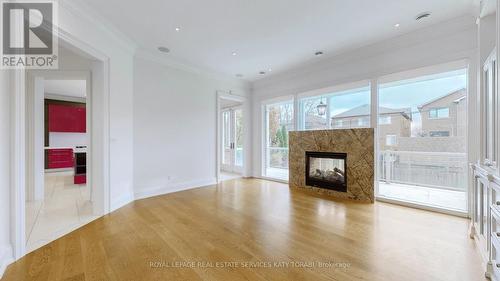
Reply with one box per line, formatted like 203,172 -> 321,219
331,104 -> 411,119
417,88 -> 466,109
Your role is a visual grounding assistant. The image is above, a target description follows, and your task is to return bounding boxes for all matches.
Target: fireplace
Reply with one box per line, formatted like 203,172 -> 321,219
305,152 -> 347,192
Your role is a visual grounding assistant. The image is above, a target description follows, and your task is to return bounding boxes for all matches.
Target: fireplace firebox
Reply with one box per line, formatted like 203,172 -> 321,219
305,152 -> 347,192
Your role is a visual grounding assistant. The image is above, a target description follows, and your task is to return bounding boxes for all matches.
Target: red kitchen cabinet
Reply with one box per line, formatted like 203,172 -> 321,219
74,174 -> 86,184
48,104 -> 86,133
47,148 -> 74,169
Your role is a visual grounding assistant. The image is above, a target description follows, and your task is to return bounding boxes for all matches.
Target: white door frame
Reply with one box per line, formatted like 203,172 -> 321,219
216,91 -> 248,182
11,28 -> 111,260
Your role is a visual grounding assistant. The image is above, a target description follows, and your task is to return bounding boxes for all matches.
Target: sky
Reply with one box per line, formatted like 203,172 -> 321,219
327,69 -> 467,118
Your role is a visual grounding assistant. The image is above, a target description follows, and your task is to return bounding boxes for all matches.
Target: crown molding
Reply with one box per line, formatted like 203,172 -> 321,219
135,48 -> 251,88
58,0 -> 138,55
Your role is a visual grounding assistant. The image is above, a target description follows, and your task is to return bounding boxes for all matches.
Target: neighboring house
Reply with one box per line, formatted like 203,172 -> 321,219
330,104 -> 412,150
418,88 -> 467,137
304,115 -> 328,130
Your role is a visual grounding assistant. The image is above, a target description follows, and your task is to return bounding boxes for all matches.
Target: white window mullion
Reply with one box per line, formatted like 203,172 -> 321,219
370,79 -> 379,197
293,95 -> 299,131
326,96 -> 332,129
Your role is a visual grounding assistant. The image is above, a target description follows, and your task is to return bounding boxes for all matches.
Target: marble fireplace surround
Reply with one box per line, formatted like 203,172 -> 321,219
289,129 -> 375,203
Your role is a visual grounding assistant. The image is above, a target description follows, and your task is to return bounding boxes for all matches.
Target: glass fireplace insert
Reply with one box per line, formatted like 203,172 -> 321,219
305,152 -> 347,192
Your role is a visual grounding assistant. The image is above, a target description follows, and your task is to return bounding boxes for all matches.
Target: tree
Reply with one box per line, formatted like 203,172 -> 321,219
276,125 -> 288,148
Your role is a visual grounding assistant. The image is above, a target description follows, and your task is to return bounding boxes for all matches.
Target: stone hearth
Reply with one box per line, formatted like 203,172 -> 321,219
289,129 -> 374,203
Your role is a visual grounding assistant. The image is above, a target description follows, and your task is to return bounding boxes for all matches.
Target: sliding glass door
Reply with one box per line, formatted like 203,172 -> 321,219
377,69 -> 468,212
263,100 -> 294,180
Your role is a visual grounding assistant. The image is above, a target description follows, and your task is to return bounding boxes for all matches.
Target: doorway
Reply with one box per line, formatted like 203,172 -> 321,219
217,93 -> 246,182
10,31 -> 110,260
22,43 -> 108,254
25,74 -> 97,253
221,106 -> 243,174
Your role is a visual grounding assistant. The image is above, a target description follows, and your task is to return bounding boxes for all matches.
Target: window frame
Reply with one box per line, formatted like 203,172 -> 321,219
428,107 -> 450,119
482,49 -> 498,168
259,60 -> 472,216
297,81 -> 371,131
261,97 -> 295,181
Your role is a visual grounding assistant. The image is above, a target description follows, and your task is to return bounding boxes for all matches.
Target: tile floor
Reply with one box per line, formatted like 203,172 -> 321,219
25,171 -> 99,253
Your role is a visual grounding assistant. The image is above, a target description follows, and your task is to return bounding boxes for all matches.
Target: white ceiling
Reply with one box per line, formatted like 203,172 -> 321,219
80,0 -> 475,81
44,80 -> 86,98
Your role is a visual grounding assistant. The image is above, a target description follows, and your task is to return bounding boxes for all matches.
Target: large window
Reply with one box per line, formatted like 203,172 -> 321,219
259,64 -> 470,214
263,100 -> 294,180
298,86 -> 370,130
378,69 -> 468,212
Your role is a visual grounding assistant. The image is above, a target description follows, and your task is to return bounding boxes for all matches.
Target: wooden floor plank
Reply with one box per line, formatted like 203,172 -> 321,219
2,178 -> 486,281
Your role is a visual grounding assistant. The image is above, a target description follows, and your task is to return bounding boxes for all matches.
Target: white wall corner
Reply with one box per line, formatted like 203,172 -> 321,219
110,191 -> 135,212
0,244 -> 14,279
134,178 -> 217,201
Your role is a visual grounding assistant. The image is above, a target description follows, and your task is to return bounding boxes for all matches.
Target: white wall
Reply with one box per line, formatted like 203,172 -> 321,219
57,2 -> 136,211
0,70 -> 13,278
479,13 -> 497,64
251,15 -> 478,177
133,56 -> 250,199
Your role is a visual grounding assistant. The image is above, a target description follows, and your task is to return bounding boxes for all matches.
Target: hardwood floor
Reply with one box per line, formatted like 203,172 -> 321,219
2,178 -> 485,281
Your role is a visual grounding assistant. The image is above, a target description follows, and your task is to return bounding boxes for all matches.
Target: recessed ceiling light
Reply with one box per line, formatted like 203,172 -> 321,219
158,46 -> 170,53
394,23 -> 400,28
175,27 -> 181,32
236,74 -> 243,78
415,12 -> 431,21
268,68 -> 272,72
315,51 -> 324,56
259,71 -> 266,75
232,52 -> 237,56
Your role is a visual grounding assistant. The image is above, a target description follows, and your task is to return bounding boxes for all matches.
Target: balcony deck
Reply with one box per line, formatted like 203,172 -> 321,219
378,182 -> 467,213
263,168 -> 467,213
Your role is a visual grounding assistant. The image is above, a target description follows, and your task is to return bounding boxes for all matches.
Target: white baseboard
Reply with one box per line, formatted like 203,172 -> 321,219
110,192 -> 135,212
0,244 -> 13,279
134,178 -> 217,200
